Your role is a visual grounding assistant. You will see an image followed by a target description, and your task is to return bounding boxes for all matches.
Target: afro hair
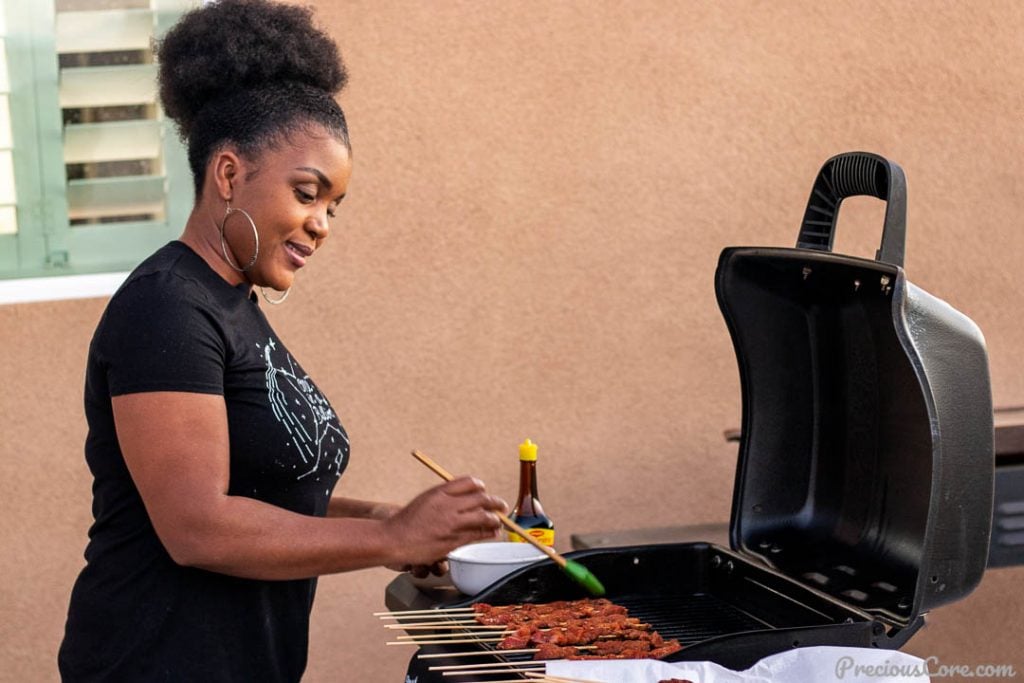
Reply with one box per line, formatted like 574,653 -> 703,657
156,0 -> 349,194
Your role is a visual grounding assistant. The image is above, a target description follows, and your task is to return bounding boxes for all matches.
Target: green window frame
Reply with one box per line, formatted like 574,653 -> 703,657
0,0 -> 192,282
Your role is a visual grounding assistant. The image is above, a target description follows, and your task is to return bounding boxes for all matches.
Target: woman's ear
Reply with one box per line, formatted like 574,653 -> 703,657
209,148 -> 242,202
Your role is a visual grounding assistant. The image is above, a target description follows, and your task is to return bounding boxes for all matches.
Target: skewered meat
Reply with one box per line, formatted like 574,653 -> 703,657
496,619 -> 654,648
473,599 -> 627,625
532,643 -> 585,660
471,597 -> 684,661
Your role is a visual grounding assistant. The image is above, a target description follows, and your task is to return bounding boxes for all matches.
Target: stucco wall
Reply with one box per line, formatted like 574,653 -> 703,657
2,1 -> 1023,680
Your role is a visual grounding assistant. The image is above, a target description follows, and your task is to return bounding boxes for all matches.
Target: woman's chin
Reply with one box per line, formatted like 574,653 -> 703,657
260,272 -> 295,293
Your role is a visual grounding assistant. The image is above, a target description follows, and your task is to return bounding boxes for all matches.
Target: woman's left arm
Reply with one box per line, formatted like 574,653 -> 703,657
329,496 -> 446,576
327,497 -> 398,521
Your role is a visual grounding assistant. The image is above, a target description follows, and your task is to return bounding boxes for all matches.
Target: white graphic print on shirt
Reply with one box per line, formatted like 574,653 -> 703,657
260,338 -> 348,481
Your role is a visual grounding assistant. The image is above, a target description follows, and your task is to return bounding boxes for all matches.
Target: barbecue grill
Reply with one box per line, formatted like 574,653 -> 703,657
388,152 -> 995,681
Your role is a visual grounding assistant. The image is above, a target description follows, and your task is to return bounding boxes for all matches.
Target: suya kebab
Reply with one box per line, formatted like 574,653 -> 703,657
386,598 -> 683,661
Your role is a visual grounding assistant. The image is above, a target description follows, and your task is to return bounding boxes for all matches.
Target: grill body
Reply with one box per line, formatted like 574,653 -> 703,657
393,151 -> 991,681
397,543 -> 924,681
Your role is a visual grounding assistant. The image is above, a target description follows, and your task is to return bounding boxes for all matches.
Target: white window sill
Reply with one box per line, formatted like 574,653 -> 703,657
0,271 -> 128,305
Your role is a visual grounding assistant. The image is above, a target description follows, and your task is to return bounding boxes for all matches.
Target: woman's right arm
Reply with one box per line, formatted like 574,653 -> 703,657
113,390 -> 504,580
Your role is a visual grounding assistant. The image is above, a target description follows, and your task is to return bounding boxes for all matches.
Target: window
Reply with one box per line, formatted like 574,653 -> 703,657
0,0 -> 191,285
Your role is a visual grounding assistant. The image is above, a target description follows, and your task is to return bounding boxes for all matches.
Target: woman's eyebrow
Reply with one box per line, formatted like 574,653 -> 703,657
295,166 -> 332,190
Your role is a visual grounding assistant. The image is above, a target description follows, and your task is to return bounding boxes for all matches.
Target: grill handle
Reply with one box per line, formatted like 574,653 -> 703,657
796,151 -> 907,267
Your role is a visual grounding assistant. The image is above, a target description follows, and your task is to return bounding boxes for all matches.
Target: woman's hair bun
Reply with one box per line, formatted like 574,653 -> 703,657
156,0 -> 348,139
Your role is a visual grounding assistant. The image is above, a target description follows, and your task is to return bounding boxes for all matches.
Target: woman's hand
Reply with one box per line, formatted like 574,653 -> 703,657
388,558 -> 448,577
330,495 -> 488,575
382,477 -> 507,567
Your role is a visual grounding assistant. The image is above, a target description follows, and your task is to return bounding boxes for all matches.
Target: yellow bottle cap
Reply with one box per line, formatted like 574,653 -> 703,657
519,438 -> 538,461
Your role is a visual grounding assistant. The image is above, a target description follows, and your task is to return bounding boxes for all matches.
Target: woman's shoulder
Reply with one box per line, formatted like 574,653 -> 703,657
114,241 -> 216,302
96,242 -> 240,345
90,243 -> 238,394
112,241 -> 258,317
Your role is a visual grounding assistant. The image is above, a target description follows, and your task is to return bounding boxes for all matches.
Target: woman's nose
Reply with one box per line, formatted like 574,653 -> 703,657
306,211 -> 329,240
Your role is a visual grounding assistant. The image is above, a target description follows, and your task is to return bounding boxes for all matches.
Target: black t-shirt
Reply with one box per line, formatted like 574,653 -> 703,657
59,241 -> 349,682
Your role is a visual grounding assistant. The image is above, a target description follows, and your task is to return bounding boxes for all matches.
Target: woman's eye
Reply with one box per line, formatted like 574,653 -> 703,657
294,188 -> 315,203
327,208 -> 337,219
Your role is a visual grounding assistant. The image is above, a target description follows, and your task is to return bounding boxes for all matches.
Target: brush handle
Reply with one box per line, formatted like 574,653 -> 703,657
496,514 -> 566,568
410,450 -> 567,568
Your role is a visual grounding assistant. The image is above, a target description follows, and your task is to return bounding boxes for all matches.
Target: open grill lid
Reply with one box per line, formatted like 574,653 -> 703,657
714,152 -> 994,627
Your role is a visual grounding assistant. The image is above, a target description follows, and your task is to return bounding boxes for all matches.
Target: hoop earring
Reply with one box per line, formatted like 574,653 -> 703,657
261,287 -> 290,305
220,202 -> 259,272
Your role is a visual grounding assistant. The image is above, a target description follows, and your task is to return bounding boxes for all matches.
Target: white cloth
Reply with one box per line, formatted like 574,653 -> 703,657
546,646 -> 930,682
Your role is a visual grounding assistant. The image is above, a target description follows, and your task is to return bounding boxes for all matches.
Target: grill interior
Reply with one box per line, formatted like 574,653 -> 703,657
617,593 -> 770,644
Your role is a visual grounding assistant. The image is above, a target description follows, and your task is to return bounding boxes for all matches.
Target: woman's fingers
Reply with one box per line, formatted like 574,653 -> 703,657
432,478 -> 508,527
407,558 -> 448,578
439,476 -> 487,495
384,475 -> 509,565
441,480 -> 507,514
453,494 -> 507,516
460,509 -> 503,532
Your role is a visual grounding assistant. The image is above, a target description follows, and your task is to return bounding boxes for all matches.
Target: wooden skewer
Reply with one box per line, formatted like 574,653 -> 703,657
386,618 -> 623,630
396,632 -> 505,641
397,633 -> 624,645
430,660 -> 546,671
387,638 -> 503,645
442,670 -> 544,678
383,620 -> 498,629
433,669 -> 601,683
526,674 -> 608,683
417,647 -> 537,659
376,618 -> 475,622
411,450 -> 571,570
390,618 -> 629,631
374,607 -> 475,617
377,616 -> 479,623
414,646 -> 597,659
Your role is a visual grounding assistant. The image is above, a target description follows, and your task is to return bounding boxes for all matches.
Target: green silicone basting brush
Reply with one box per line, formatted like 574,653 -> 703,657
411,450 -> 606,597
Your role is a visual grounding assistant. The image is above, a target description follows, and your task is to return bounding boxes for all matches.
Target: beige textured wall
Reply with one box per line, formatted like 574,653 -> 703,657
2,1 -> 1023,681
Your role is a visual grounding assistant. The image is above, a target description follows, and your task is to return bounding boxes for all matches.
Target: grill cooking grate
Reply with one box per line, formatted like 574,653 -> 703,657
616,593 -> 771,644
437,591 -> 771,667
408,594 -> 773,682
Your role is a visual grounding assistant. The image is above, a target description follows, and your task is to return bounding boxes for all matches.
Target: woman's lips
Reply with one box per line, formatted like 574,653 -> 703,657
285,241 -> 312,268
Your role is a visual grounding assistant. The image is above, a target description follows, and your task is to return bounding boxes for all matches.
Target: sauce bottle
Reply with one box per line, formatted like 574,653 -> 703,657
508,438 -> 555,547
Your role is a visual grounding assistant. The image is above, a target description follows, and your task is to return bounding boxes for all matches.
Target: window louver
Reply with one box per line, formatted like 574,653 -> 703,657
0,26 -> 16,235
56,3 -> 166,226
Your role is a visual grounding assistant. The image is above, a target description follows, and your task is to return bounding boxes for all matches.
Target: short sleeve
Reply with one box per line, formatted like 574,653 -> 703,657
97,273 -> 227,397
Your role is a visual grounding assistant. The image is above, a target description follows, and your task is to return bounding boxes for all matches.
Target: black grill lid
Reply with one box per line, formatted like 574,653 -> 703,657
714,152 -> 994,627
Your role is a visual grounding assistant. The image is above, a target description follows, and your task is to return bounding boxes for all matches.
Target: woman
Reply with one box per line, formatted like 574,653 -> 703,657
57,1 -> 506,680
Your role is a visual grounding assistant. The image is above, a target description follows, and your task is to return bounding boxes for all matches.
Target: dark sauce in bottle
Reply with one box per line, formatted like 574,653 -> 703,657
509,439 -> 554,546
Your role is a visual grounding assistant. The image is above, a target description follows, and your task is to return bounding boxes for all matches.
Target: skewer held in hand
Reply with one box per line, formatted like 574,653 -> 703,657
410,450 -> 605,597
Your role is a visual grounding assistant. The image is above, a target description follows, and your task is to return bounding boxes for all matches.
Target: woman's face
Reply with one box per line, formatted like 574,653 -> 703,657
225,127 -> 353,291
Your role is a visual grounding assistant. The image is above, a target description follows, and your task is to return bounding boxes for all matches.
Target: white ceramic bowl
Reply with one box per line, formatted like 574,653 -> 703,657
446,542 -> 546,595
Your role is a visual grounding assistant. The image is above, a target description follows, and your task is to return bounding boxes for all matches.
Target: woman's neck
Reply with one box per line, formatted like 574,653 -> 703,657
180,205 -> 252,290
